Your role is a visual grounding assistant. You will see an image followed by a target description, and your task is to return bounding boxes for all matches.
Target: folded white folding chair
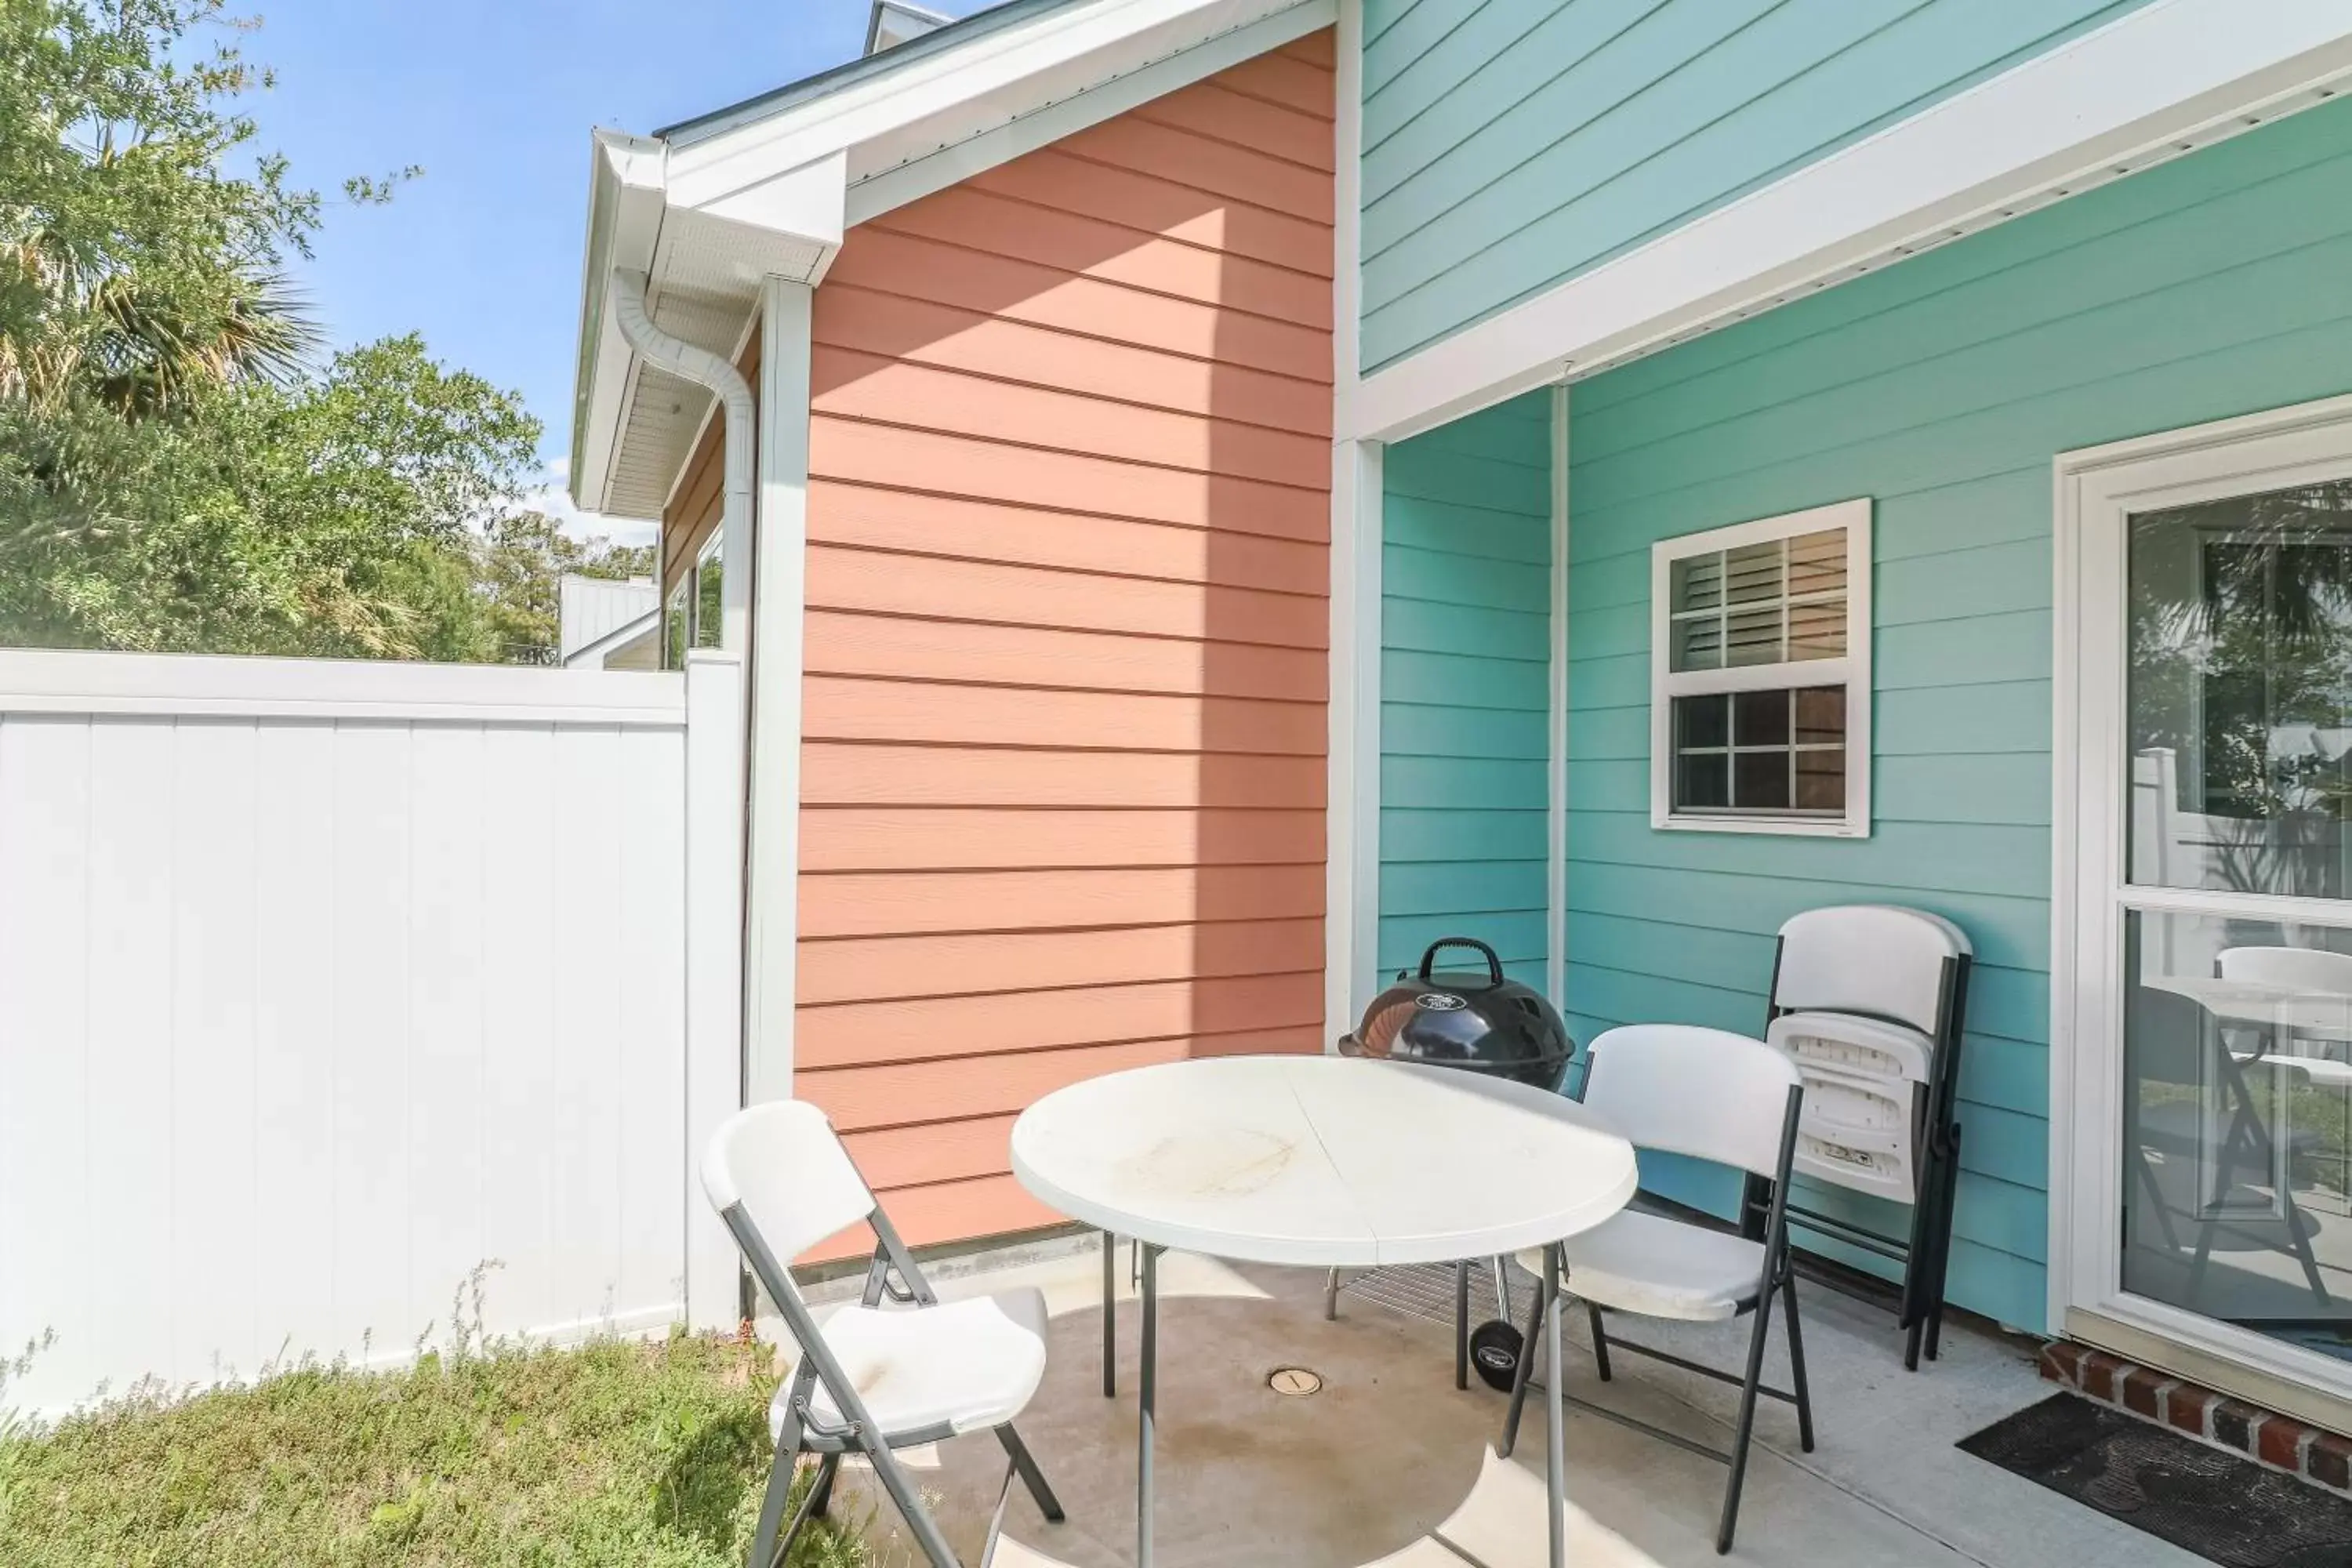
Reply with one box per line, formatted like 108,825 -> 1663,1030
1499,1024 -> 1809,1556
702,1101 -> 1065,1568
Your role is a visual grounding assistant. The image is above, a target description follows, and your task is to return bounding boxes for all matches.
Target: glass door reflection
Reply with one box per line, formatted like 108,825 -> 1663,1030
2123,480 -> 2352,1359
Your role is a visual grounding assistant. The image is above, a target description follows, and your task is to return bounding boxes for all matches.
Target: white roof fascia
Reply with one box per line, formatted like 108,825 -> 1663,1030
1352,0 -> 2352,445
572,132 -> 668,514
848,0 -> 1333,225
663,0 -> 1301,212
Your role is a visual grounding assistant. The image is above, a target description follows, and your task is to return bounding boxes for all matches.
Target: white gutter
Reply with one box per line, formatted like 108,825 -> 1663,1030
607,269 -> 754,653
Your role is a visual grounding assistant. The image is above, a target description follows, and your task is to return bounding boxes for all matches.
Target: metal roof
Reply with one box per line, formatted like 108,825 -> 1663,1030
655,0 -> 1079,144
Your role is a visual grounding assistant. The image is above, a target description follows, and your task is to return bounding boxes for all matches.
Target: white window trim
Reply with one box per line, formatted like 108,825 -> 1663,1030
1649,499 -> 1873,838
688,526 -> 726,651
2053,390 -> 2352,1416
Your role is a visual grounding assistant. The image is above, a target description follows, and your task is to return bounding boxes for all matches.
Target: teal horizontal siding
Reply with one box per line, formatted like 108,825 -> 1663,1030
1358,0 -> 2154,370
1559,97 -> 2352,1333
1377,392 -> 1554,986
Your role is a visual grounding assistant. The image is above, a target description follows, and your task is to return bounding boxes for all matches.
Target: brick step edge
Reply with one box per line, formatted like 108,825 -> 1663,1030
2039,1340 -> 2352,1494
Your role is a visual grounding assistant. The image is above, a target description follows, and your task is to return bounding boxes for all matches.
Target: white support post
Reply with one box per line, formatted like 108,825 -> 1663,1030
683,649 -> 746,1329
1326,437 -> 1384,1042
1325,0 -> 1380,1044
745,276 -> 813,1107
1547,386 -> 1570,1008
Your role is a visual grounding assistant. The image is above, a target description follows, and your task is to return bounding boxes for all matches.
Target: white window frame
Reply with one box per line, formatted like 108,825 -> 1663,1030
689,528 -> 726,652
1649,499 -> 1873,838
662,577 -> 691,671
2053,392 -> 2352,1425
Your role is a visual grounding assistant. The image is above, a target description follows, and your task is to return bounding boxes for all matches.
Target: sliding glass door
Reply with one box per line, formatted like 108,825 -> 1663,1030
2062,399 -> 2352,1406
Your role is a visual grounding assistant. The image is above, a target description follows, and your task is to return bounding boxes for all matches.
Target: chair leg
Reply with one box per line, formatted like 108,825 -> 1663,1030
1922,1126 -> 1965,1363
1585,1300 -> 1611,1383
1499,1260 -> 1548,1458
1715,1288 -> 1780,1555
747,1411 -> 805,1568
746,1456 -> 799,1568
807,1450 -> 840,1520
995,1422 -> 1065,1523
1781,1275 -> 1815,1454
2287,1193 -> 2332,1305
2132,1144 -> 2184,1254
855,1434 -> 965,1568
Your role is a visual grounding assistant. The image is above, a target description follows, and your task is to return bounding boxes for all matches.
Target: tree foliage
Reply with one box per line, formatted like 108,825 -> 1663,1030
0,0 -> 614,662
0,0 -> 325,416
476,511 -> 657,666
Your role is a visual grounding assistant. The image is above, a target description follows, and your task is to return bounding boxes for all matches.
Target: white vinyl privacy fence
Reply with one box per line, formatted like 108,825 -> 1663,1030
0,649 -> 746,1419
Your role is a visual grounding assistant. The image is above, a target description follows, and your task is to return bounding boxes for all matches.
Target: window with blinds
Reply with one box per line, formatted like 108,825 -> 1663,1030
1649,500 -> 1872,837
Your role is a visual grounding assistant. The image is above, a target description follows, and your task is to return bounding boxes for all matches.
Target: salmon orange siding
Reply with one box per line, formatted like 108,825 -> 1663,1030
795,31 -> 1338,1259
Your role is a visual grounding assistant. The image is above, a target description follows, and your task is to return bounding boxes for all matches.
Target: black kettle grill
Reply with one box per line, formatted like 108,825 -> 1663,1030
1337,938 -> 1574,1388
1338,937 -> 1573,1091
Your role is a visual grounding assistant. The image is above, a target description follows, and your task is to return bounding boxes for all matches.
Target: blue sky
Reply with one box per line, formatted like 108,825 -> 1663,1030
240,2 -> 975,539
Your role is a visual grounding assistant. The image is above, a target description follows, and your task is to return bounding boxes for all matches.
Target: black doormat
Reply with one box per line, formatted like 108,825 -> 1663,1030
1958,1392 -> 2352,1567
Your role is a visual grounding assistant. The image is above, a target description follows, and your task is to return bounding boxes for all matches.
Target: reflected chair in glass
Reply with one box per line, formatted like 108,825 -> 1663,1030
2126,984 -> 2329,1312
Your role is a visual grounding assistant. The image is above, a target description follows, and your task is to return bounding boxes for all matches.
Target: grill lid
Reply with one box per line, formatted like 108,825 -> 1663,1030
1338,938 -> 1573,1091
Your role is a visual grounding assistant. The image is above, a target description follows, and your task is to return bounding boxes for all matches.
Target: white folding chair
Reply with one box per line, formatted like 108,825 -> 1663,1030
1766,904 -> 1972,1370
1499,1024 -> 1808,1556
2218,944 -> 2352,993
702,1101 -> 1065,1568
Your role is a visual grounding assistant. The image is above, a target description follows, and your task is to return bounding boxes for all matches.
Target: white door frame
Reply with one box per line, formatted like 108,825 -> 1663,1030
2053,390 -> 2352,1414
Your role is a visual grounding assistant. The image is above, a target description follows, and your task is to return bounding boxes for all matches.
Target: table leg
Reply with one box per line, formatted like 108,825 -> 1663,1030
1454,1260 -> 1470,1392
1544,1242 -> 1566,1568
1102,1230 -> 1117,1399
1139,1242 -> 1161,1568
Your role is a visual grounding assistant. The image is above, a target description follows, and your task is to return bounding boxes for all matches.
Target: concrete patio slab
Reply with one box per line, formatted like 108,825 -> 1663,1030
801,1240 -> 2204,1568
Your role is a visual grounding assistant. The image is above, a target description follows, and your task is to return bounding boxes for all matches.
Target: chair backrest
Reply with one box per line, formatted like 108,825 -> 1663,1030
2217,945 -> 2352,994
2125,982 -> 2213,1090
1773,904 -> 1970,1036
1584,1024 -> 1802,1180
701,1100 -> 877,1266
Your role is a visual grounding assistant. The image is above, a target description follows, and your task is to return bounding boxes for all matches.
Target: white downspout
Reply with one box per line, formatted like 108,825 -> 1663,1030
608,264 -> 808,1118
606,268 -> 754,654
608,265 -> 760,1137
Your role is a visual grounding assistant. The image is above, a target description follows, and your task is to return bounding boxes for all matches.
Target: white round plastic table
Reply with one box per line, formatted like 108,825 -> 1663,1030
1011,1054 -> 1637,1568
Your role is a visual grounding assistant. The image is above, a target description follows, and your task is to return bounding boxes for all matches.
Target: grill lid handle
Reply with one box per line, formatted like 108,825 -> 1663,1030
1417,936 -> 1504,988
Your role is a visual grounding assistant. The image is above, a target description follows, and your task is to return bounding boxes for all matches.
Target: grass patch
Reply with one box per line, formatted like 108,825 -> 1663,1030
0,1327 -> 873,1567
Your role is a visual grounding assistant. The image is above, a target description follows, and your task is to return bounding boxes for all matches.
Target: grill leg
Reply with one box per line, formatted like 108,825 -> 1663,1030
1586,1300 -> 1611,1383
